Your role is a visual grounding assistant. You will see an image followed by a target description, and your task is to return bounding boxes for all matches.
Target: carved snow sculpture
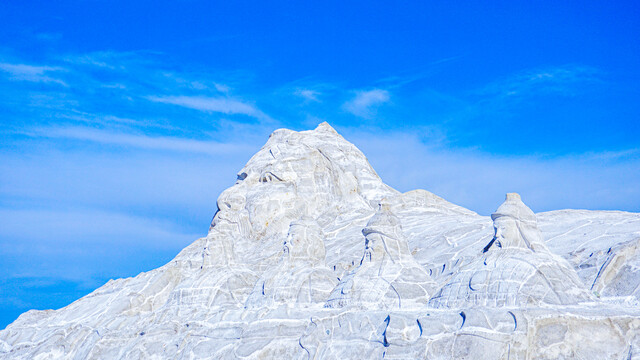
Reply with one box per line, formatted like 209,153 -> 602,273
160,216 -> 258,314
207,122 -> 396,275
429,193 -> 594,308
386,189 -> 640,300
378,189 -> 494,288
2,124 -> 640,359
245,218 -> 337,308
326,202 -> 436,309
163,259 -> 258,313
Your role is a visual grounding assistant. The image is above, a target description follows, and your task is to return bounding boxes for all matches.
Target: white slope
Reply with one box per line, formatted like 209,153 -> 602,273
537,209 -> 640,299
380,189 -> 494,287
1,123 -> 639,359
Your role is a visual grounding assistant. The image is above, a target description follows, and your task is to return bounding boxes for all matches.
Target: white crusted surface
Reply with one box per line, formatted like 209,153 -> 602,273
1,123 -> 639,359
537,209 -> 640,299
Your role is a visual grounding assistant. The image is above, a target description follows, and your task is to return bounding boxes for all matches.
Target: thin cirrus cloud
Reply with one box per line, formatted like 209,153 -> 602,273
294,88 -> 321,102
0,206 -> 202,305
342,89 -> 390,118
147,95 -> 272,121
0,62 -> 68,86
476,65 -> 600,99
21,126 -> 251,156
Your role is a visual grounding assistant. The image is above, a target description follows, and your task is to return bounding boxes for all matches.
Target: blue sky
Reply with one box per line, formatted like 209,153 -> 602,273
1,1 -> 639,328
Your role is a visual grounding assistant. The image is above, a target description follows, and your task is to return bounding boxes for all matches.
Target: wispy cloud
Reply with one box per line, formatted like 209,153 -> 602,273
0,62 -> 67,86
375,55 -> 465,89
160,72 -> 232,93
343,89 -> 390,118
0,206 -> 202,290
0,208 -> 199,251
61,50 -> 161,70
0,137 -> 253,223
294,88 -> 321,102
21,126 -> 251,156
147,95 -> 272,121
63,54 -> 115,69
58,111 -> 177,130
477,65 -> 601,99
214,83 -> 230,93
581,148 -> 640,161
35,33 -> 63,42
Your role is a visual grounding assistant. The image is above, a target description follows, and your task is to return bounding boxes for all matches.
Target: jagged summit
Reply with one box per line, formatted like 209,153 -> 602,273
314,121 -> 339,134
2,124 -> 640,359
206,122 -> 397,274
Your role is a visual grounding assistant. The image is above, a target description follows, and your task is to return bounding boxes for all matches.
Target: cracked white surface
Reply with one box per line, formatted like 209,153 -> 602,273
1,123 -> 639,359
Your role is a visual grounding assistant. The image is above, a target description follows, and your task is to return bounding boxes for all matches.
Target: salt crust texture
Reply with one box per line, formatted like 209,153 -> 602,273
2,123 -> 640,359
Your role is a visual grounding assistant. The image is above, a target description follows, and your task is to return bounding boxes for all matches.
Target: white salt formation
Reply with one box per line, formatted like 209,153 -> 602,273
537,209 -> 640,299
1,123 -> 640,359
326,202 -> 436,309
429,193 -> 593,308
245,218 -> 337,308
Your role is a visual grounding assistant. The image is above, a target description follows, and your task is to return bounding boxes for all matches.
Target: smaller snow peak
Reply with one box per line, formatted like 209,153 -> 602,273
430,193 -> 594,309
491,192 -> 535,225
314,121 -> 339,134
489,193 -> 545,252
267,127 -> 295,142
505,192 -> 521,201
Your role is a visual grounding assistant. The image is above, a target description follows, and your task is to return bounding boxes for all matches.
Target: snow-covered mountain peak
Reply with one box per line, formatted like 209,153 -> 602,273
205,123 -> 397,275
2,124 -> 640,359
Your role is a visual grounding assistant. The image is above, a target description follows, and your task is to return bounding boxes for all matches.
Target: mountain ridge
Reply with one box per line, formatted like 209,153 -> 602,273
2,123 -> 639,359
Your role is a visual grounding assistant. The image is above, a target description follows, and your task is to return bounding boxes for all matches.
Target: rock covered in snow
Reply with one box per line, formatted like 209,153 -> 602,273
1,123 -> 640,359
326,202 -> 436,310
245,218 -> 337,308
537,209 -> 640,299
429,193 -> 593,308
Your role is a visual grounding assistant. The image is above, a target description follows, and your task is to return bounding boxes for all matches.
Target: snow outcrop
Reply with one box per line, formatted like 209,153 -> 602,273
325,202 -> 436,310
1,123 -> 639,359
538,209 -> 640,299
429,193 -> 593,308
245,218 -> 337,308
